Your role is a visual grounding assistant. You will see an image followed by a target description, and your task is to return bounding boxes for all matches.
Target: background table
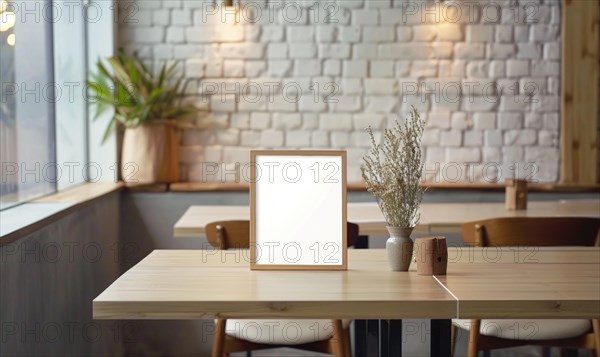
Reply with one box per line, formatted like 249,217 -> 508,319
94,248 -> 600,356
173,200 -> 600,237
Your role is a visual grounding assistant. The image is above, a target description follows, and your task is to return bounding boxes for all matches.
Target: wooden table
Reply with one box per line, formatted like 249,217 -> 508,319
94,248 -> 600,356
173,200 -> 600,237
441,246 -> 600,319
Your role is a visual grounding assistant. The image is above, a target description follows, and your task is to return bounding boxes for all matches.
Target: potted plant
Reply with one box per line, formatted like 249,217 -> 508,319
361,106 -> 426,271
88,50 -> 197,184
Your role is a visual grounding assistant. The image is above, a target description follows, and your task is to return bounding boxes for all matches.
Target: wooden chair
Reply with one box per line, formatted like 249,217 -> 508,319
205,220 -> 360,357
453,217 -> 600,357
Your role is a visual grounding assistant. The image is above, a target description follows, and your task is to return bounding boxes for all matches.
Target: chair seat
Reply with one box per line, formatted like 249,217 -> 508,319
225,319 -> 351,345
453,319 -> 591,341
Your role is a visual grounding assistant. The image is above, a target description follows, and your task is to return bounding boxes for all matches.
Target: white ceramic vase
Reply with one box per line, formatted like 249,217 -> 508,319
386,226 -> 414,271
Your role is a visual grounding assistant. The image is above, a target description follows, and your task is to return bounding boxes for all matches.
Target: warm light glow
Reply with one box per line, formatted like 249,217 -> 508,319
0,11 -> 15,32
221,3 -> 239,25
0,0 -> 7,13
7,33 -> 14,46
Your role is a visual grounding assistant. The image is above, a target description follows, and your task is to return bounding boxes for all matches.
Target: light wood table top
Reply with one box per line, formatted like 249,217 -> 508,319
173,200 -> 600,237
93,248 -> 600,320
93,249 -> 456,320
439,263 -> 600,319
443,246 -> 600,319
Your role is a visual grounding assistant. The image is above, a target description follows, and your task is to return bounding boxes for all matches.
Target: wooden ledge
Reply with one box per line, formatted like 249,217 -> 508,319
1,182 -> 123,246
170,182 -> 367,192
170,182 -> 250,192
423,182 -> 600,192
34,182 -> 124,204
169,181 -> 600,193
123,183 -> 169,192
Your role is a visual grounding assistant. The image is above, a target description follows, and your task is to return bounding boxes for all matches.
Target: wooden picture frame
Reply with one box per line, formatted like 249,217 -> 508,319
250,150 -> 348,270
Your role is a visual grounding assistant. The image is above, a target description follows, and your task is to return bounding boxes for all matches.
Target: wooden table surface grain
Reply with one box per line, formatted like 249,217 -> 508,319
93,249 -> 456,320
173,200 -> 600,237
438,263 -> 600,319
93,248 -> 600,321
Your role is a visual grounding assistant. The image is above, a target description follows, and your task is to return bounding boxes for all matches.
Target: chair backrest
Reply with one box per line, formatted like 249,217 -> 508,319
205,220 -> 361,250
461,217 -> 600,247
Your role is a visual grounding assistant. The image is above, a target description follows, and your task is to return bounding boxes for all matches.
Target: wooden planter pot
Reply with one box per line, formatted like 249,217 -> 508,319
121,122 -> 179,184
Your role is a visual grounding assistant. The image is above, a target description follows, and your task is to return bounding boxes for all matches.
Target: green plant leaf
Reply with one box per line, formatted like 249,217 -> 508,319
88,49 -> 199,134
101,115 -> 116,143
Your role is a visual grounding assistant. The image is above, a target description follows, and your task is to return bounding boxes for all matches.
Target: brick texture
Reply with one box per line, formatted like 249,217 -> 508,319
119,0 -> 563,183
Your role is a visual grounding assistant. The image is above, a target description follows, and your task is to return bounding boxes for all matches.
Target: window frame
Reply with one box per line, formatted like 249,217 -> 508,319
0,0 -> 118,212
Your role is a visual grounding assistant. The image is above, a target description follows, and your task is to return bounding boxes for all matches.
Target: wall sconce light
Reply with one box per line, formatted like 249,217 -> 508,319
221,0 -> 239,25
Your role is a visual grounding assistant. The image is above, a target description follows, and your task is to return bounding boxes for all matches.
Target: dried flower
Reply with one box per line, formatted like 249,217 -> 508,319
360,106 -> 425,228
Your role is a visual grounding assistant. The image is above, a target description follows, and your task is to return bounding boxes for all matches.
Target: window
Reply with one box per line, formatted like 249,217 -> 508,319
1,0 -> 88,210
53,0 -> 88,190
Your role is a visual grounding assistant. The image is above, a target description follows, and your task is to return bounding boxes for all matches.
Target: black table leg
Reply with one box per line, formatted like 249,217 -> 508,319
353,235 -> 370,356
379,320 -> 402,357
354,320 -> 367,356
430,319 -> 452,357
356,235 -> 369,249
389,320 -> 402,357
367,320 -> 380,357
355,319 -> 402,357
380,320 -> 389,357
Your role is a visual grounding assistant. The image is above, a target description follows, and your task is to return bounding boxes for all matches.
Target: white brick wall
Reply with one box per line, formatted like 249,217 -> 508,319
120,0 -> 564,183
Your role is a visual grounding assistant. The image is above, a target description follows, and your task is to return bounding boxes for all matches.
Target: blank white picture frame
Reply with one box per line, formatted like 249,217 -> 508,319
250,150 -> 347,270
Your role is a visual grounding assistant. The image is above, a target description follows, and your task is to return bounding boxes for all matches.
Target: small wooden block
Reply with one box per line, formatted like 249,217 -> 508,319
415,237 -> 448,276
505,179 -> 527,211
